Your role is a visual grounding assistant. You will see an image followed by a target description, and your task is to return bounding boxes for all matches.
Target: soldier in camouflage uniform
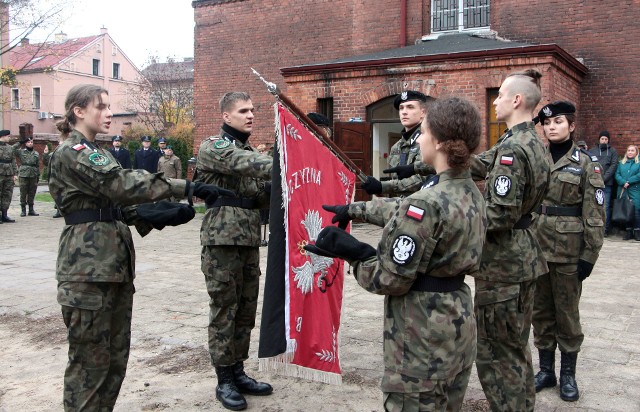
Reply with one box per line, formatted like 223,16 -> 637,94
0,129 -> 18,223
49,84 -> 225,411
531,101 -> 605,402
16,136 -> 41,216
470,70 -> 550,412
194,92 -> 273,411
361,91 -> 432,197
316,97 -> 487,411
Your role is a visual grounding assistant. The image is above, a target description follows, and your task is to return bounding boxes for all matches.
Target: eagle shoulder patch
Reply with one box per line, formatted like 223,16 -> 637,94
595,189 -> 604,205
391,235 -> 416,265
494,175 -> 512,197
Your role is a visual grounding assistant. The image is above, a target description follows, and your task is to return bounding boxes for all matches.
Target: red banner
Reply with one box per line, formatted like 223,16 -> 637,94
260,103 -> 356,384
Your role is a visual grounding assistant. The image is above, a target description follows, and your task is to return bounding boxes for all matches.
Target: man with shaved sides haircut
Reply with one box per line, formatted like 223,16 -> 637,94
470,69 -> 550,412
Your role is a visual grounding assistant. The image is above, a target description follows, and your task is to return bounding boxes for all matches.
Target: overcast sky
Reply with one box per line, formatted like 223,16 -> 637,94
24,0 -> 195,69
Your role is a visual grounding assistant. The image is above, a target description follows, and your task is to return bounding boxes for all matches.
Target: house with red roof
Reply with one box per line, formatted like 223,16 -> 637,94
6,27 -> 143,136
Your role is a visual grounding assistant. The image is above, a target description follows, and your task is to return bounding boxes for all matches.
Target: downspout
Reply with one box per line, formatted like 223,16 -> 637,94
400,0 -> 407,47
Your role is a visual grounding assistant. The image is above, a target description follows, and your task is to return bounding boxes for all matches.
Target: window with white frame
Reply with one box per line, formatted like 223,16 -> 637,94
32,87 -> 41,109
112,62 -> 120,79
431,0 -> 490,32
11,88 -> 20,109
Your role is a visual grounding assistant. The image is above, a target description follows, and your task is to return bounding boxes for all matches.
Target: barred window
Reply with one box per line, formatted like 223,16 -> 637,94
432,0 -> 490,32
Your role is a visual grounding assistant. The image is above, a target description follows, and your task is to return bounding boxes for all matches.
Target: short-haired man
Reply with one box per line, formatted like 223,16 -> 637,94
589,130 -> 618,236
361,90 -> 431,196
157,145 -> 181,179
195,92 -> 273,411
108,135 -> 131,169
470,69 -> 550,412
157,137 -> 168,155
133,135 -> 159,173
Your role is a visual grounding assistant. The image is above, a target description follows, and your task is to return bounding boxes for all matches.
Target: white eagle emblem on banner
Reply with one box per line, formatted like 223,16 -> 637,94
293,210 -> 334,294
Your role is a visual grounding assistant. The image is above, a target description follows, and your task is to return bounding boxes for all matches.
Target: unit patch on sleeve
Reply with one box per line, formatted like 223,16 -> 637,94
500,155 -> 513,165
406,205 -> 425,222
494,175 -> 512,197
595,189 -> 605,205
88,152 -> 111,166
213,140 -> 231,149
391,235 -> 416,265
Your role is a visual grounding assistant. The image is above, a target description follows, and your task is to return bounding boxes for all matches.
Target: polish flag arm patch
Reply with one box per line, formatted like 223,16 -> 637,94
594,165 -> 601,173
406,205 -> 425,221
500,155 -> 513,165
73,144 -> 86,151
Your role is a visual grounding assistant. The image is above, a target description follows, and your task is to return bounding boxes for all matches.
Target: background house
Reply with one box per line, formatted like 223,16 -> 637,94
7,27 -> 143,137
191,0 -> 639,193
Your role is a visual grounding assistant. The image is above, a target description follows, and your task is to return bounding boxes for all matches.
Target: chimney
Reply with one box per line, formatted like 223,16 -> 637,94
55,32 -> 67,43
183,57 -> 194,62
100,26 -> 108,35
20,38 -> 29,46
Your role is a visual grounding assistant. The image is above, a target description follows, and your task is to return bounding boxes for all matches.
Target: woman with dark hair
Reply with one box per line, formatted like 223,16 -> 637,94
309,96 -> 487,411
49,84 -> 226,411
532,101 -> 605,402
615,144 -> 640,240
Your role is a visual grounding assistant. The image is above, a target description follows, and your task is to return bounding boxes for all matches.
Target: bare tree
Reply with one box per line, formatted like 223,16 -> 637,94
126,55 -> 194,135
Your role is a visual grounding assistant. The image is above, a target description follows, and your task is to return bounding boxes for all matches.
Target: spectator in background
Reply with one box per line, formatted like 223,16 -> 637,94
157,137 -> 168,155
589,131 -> 618,236
16,136 -> 41,216
158,145 -> 182,179
133,135 -> 160,173
615,144 -> 640,240
576,140 -> 588,151
108,135 -> 132,169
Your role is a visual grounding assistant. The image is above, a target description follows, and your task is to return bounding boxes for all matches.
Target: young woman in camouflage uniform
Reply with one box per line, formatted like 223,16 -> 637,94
49,84 -> 225,411
532,101 -> 605,402
312,97 -> 487,411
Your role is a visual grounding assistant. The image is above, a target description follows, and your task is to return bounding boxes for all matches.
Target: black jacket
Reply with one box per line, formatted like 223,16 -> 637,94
108,147 -> 132,169
589,144 -> 619,186
134,148 -> 160,173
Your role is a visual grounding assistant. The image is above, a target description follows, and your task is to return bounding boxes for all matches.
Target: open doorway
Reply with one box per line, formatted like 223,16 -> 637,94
367,96 -> 402,180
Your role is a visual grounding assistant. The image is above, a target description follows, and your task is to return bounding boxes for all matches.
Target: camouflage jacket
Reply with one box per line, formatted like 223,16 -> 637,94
534,144 -> 605,264
195,128 -> 272,247
470,121 -> 550,283
16,148 -> 40,178
348,169 -> 486,390
158,155 -> 182,179
0,142 -> 19,176
380,125 -> 425,196
48,130 -> 187,282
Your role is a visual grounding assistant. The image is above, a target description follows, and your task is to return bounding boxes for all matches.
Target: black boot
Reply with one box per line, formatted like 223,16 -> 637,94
559,352 -> 580,402
623,228 -> 633,240
232,362 -> 273,396
1,209 -> 15,223
52,209 -> 62,218
215,366 -> 247,411
20,205 -> 26,217
634,229 -> 640,241
534,349 -> 557,392
27,204 -> 38,216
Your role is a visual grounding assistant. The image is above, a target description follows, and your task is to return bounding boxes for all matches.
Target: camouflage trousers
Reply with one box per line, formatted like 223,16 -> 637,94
19,175 -> 38,205
57,280 -> 134,412
201,245 -> 261,367
0,174 -> 14,209
383,366 -> 472,412
475,279 -> 536,412
533,262 -> 584,353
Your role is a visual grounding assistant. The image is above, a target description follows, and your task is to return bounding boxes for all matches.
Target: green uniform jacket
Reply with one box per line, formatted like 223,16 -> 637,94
381,126 -> 424,196
195,130 -> 272,247
349,169 -> 487,391
0,142 -> 19,176
534,144 -> 605,264
16,148 -> 40,178
470,121 -> 550,283
48,131 -> 186,282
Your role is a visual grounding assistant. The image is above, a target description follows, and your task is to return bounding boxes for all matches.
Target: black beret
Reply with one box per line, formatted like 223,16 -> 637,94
0,130 -> 10,137
112,135 -> 122,142
140,135 -> 151,142
537,101 -> 576,124
307,112 -> 331,127
393,90 -> 428,110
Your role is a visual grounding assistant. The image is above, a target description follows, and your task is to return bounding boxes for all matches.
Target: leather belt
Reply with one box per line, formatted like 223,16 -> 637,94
513,213 -> 533,229
64,208 -> 124,225
410,274 -> 465,293
0,159 -> 12,164
208,197 -> 256,209
536,205 -> 582,217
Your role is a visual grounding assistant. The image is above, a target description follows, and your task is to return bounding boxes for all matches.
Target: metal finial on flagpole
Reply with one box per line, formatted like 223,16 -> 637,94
251,68 -> 279,95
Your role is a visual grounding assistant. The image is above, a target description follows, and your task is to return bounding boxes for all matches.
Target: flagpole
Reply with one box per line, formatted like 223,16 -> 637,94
251,68 -> 367,182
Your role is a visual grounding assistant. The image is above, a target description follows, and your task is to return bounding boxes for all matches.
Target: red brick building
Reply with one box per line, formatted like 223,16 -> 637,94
192,0 -> 638,178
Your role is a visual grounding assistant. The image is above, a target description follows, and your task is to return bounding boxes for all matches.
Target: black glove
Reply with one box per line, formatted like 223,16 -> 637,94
136,201 -> 196,230
263,181 -> 271,194
322,204 -> 351,230
360,176 -> 383,195
304,226 -> 376,262
577,259 -> 594,282
383,164 -> 416,179
192,182 -> 235,204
